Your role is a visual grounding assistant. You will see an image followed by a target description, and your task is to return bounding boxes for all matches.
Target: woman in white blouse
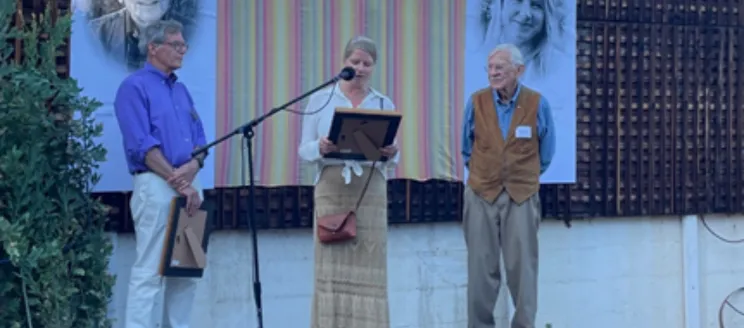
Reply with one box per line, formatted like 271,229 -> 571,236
298,35 -> 399,328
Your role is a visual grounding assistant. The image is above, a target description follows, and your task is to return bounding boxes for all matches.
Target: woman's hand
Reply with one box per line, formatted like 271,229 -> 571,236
380,144 -> 398,157
319,137 -> 338,155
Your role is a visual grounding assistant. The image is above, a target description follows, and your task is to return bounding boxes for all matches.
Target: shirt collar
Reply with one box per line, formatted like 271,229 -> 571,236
144,62 -> 178,83
493,83 -> 522,105
370,88 -> 385,99
331,82 -> 384,100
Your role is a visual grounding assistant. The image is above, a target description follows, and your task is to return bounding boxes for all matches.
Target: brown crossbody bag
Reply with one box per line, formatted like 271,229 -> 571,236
316,98 -> 384,244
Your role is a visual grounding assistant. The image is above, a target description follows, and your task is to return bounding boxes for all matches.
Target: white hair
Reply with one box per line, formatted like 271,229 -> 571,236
487,44 -> 525,67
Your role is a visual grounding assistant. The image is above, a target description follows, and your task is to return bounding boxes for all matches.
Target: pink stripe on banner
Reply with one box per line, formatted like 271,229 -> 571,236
259,2 -> 272,181
356,0 -> 365,33
453,1 -> 465,178
392,0 -> 400,111
330,1 -> 338,71
420,3 -> 431,178
216,0 -> 232,186
215,0 -> 223,185
449,1 -> 459,178
289,0 -> 302,183
392,0 -> 402,178
323,0 -> 331,76
221,0 -> 230,185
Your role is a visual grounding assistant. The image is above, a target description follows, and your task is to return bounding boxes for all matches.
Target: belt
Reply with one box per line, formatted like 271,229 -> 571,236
132,170 -> 149,175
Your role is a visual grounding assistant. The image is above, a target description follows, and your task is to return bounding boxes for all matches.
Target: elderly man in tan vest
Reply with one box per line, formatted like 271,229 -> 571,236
461,43 -> 557,328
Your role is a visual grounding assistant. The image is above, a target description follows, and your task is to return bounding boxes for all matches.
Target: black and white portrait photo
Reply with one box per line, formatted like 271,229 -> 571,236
84,0 -> 199,71
474,0 -> 571,79
464,0 -> 577,183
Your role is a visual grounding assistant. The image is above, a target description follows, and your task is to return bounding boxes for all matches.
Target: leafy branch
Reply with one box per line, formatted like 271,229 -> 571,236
0,1 -> 115,327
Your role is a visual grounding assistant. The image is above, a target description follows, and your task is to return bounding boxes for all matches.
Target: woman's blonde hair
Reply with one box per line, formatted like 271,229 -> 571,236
343,36 -> 378,63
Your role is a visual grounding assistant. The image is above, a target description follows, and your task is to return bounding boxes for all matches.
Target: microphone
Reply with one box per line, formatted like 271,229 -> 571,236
338,67 -> 356,81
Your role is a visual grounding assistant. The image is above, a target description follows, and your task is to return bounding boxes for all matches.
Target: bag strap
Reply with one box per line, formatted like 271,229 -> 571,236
352,97 -> 385,212
352,160 -> 378,212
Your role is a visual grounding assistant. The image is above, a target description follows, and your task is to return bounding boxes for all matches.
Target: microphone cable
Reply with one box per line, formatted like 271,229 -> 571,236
283,82 -> 338,116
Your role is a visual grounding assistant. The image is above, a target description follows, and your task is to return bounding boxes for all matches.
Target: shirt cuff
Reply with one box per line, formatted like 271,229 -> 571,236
131,135 -> 161,166
298,139 -> 322,162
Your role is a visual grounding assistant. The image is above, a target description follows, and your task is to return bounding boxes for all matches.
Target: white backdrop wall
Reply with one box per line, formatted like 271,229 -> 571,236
104,214 -> 744,328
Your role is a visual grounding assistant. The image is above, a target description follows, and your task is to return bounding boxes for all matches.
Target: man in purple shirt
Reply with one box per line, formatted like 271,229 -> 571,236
113,19 -> 206,328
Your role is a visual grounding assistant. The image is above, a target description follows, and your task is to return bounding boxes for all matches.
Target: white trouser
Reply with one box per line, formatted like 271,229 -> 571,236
124,172 -> 203,328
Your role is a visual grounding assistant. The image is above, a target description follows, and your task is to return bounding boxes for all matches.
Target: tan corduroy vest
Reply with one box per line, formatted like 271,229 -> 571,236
467,86 -> 542,204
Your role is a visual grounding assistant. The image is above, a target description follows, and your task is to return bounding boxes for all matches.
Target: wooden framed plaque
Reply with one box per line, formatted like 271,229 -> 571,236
159,196 -> 212,278
325,107 -> 403,162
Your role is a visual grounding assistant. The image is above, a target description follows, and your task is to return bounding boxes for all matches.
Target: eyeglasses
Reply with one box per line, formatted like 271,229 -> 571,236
483,64 -> 512,73
161,41 -> 189,52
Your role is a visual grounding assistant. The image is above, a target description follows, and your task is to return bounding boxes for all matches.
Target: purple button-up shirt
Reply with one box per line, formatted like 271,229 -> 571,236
113,62 -> 207,174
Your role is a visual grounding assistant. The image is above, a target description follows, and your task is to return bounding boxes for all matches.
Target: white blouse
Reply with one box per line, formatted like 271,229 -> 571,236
298,83 -> 400,185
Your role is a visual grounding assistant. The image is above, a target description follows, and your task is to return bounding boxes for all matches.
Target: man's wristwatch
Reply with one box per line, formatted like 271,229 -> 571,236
194,156 -> 204,169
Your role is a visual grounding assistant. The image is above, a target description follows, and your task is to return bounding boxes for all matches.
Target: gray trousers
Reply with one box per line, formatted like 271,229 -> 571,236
463,186 -> 541,328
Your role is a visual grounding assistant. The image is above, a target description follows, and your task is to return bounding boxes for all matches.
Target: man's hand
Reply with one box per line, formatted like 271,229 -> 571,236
319,137 -> 337,155
167,159 -> 199,190
380,144 -> 398,158
177,185 -> 202,216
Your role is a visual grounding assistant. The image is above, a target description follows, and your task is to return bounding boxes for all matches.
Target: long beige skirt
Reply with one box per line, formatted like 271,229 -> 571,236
311,165 -> 390,328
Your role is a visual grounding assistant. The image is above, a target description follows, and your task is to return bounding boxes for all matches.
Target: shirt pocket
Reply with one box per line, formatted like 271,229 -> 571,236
174,90 -> 198,123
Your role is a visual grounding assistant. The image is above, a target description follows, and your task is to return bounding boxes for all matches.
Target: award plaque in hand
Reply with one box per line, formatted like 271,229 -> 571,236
159,196 -> 213,278
324,107 -> 402,162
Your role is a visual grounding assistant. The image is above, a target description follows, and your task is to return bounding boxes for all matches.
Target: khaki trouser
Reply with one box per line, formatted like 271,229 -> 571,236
463,186 -> 541,328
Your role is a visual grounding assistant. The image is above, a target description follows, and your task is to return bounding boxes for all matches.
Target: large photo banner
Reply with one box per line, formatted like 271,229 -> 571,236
70,0 -> 217,192
464,0 -> 577,183
68,0 -> 572,191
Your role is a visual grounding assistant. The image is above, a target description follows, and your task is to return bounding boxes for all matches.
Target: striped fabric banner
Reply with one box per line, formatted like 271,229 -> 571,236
216,0 -> 466,187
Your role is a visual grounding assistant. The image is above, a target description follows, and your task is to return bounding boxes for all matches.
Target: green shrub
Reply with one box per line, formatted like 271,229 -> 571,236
0,2 -> 115,327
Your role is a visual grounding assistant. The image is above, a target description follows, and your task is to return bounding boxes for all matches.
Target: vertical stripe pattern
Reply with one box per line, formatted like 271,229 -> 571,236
216,0 -> 466,186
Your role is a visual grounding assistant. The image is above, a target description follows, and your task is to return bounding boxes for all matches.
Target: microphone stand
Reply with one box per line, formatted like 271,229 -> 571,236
192,72 -> 349,328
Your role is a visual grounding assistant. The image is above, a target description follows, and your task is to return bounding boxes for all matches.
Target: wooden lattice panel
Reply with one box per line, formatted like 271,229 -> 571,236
542,21 -> 744,219
11,0 -> 71,77
571,22 -> 617,217
577,0 -> 744,26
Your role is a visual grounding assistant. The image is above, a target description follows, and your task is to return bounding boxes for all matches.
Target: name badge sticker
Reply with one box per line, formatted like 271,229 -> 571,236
515,125 -> 532,139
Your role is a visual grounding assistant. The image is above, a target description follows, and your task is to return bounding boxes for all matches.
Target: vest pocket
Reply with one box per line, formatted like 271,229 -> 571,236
514,137 -> 537,154
473,133 -> 495,151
